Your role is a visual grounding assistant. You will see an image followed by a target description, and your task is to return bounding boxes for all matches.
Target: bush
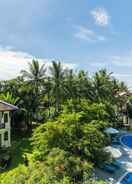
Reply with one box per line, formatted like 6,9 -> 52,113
31,109 -> 109,182
0,163 -> 72,184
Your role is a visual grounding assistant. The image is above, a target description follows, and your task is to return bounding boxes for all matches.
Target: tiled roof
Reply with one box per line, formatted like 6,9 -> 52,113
0,100 -> 18,112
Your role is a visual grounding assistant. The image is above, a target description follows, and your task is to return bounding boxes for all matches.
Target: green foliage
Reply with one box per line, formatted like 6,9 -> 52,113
31,100 -> 111,182
0,92 -> 20,105
84,180 -> 106,184
0,61 -> 127,183
0,163 -> 72,184
128,96 -> 132,119
63,99 -> 116,126
93,69 -> 127,104
49,61 -> 65,115
0,161 -> 105,184
21,59 -> 46,83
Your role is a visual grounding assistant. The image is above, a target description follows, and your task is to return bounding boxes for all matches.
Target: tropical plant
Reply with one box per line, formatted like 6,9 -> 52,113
31,99 -> 111,182
21,59 -> 46,98
0,92 -> 20,105
0,61 -> 127,183
50,61 -> 65,115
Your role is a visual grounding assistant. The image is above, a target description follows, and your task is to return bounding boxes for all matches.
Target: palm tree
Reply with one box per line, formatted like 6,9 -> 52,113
50,61 -> 65,115
64,69 -> 75,99
44,76 -> 53,118
77,70 -> 94,100
93,69 -> 127,104
93,69 -> 112,101
21,59 -> 46,97
21,59 -> 46,125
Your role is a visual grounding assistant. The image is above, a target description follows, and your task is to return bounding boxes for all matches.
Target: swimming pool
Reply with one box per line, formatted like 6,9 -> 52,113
121,135 -> 132,148
118,172 -> 132,184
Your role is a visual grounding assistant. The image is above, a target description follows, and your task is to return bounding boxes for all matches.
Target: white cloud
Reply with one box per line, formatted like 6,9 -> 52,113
0,47 -> 76,80
74,26 -> 106,42
91,7 -> 110,27
113,74 -> 132,77
88,53 -> 132,86
89,53 -> 132,68
112,73 -> 132,87
90,62 -> 107,67
111,55 -> 132,67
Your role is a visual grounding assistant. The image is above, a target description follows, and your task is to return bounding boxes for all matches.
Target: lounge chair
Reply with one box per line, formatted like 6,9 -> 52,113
100,164 -> 117,173
112,135 -> 121,145
111,160 -> 122,169
112,140 -> 121,146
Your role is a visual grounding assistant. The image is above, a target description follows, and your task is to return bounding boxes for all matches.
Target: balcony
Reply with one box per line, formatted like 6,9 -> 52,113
0,123 -> 5,129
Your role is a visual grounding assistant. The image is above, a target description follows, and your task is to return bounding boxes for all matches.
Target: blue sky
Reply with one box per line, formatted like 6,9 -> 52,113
0,0 -> 132,86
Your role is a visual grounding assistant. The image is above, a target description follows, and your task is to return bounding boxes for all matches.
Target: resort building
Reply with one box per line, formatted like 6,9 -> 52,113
0,100 -> 18,148
118,91 -> 132,127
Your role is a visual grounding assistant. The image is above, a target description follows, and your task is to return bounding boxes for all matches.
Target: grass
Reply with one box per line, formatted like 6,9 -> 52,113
0,133 -> 33,178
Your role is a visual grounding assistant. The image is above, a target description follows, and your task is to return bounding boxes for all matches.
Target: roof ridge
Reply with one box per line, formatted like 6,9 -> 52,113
0,100 -> 18,110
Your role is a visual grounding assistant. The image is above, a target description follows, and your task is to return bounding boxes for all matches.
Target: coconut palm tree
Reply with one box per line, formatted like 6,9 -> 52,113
21,59 -> 46,97
64,69 -> 77,99
93,69 -> 127,104
93,69 -> 112,101
21,59 -> 46,125
50,61 -> 65,115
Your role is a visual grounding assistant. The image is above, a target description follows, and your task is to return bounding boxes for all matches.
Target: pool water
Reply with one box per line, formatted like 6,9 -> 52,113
120,172 -> 132,184
121,135 -> 132,148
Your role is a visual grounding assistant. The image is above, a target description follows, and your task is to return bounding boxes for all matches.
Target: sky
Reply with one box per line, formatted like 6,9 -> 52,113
0,0 -> 132,86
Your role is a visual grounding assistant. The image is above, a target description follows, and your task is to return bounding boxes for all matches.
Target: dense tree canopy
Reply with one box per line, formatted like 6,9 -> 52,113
0,60 -> 128,183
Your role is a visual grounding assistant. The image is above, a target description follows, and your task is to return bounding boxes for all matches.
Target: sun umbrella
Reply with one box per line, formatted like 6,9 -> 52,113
104,127 -> 119,135
104,146 -> 122,158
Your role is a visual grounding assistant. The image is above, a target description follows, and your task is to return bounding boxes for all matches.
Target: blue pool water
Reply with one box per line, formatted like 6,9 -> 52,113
120,172 -> 132,184
121,135 -> 132,148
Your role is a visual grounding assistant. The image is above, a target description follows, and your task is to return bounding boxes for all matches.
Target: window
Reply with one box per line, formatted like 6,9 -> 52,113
4,113 -> 8,123
4,131 -> 8,141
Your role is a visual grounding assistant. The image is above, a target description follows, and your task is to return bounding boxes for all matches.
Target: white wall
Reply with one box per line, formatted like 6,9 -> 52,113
0,111 -> 11,147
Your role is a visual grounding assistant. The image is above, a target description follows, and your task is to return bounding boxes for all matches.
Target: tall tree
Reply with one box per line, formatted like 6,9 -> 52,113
50,61 -> 65,115
64,69 -> 77,99
77,70 -> 94,100
20,60 -> 46,126
21,59 -> 46,98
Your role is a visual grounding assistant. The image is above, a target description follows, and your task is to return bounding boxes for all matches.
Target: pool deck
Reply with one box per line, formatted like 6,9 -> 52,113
94,135 -> 132,183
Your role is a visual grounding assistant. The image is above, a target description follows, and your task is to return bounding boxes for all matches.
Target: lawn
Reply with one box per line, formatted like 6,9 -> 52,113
0,133 -> 33,178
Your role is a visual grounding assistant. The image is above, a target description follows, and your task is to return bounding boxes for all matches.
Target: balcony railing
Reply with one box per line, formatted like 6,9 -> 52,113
0,123 -> 5,129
